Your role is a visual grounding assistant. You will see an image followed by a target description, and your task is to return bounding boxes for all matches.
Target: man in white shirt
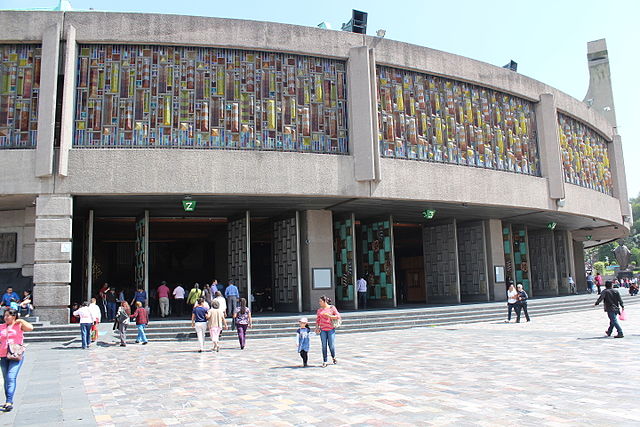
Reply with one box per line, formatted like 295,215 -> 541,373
356,276 -> 367,310
73,302 -> 95,349
213,291 -> 227,316
172,284 -> 185,317
88,298 -> 102,344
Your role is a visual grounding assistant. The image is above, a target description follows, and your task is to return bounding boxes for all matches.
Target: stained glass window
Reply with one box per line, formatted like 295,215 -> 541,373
558,113 -> 612,195
0,45 -> 41,148
73,45 -> 348,153
377,66 -> 540,176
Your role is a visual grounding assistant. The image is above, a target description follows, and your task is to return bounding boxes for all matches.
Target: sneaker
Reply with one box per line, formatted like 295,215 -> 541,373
614,334 -> 624,338
142,342 -> 148,345
605,331 -> 612,337
321,362 -> 327,368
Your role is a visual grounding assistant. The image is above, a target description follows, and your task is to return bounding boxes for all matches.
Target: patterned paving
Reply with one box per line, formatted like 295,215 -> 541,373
4,303 -> 640,426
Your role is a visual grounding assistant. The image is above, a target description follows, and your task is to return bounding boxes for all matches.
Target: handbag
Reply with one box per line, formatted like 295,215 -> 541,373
331,317 -> 342,329
619,309 -> 627,321
7,342 -> 26,361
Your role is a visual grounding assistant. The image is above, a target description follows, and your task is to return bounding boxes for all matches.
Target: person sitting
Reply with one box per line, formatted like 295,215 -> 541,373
629,282 -> 639,296
18,290 -> 33,317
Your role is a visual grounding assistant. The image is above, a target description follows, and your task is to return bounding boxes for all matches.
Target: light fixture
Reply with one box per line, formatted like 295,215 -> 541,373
556,198 -> 565,208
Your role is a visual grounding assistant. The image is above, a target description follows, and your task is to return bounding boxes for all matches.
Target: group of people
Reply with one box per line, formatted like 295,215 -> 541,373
2,288 -> 33,318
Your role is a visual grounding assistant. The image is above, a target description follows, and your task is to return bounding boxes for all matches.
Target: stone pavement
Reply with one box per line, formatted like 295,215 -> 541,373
2,302 -> 639,426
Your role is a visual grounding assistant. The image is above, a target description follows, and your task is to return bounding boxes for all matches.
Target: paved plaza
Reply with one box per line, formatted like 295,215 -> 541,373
2,304 -> 640,427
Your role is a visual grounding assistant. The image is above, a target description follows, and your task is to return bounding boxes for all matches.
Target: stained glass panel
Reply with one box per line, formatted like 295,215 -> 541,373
376,66 -> 540,176
0,45 -> 41,148
558,113 -> 612,195
74,45 -> 348,153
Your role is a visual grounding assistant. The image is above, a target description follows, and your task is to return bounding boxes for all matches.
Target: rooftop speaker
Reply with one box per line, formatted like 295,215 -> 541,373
341,10 -> 368,34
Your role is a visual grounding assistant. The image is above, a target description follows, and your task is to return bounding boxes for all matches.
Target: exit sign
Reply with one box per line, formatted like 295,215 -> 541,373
182,200 -> 197,212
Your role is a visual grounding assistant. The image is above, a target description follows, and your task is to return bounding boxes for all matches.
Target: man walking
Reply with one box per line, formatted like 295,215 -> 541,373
157,281 -> 170,318
172,283 -> 185,317
356,275 -> 367,310
586,272 -> 595,294
225,280 -> 239,317
595,281 -> 625,338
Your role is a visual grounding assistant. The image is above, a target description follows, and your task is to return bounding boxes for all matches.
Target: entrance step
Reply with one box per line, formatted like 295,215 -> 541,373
23,294 -> 640,343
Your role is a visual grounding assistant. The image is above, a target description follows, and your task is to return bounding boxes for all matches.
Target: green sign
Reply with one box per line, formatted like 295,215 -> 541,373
182,200 -> 197,212
586,235 -> 592,241
547,222 -> 557,231
422,209 -> 436,220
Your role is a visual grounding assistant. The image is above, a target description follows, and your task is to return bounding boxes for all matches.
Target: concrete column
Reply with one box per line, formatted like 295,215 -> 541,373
22,207 -> 36,278
484,219 -> 506,301
33,194 -> 72,324
565,231 -> 577,294
347,46 -> 379,182
609,134 -> 631,219
572,240 -> 586,293
58,24 -> 77,177
35,23 -> 61,178
299,210 -> 335,311
535,93 -> 565,201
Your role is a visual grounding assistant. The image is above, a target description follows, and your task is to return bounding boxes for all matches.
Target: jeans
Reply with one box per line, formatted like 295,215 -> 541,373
136,324 -> 148,343
515,303 -> 530,322
106,302 -> 117,321
194,322 -> 207,351
507,303 -> 516,321
606,310 -> 623,336
319,329 -> 336,363
209,326 -> 222,345
358,292 -> 367,309
236,323 -> 248,349
0,356 -> 24,404
80,323 -> 92,348
118,322 -> 128,345
159,297 -> 170,317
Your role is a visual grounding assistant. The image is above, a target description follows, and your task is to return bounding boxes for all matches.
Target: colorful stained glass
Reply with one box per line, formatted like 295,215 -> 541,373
361,221 -> 394,300
558,113 -> 612,195
376,66 -> 540,176
0,45 -> 41,148
334,217 -> 355,303
74,45 -> 348,153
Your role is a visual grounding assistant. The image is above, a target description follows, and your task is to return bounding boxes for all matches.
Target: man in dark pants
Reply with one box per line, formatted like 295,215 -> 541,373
595,281 -> 625,338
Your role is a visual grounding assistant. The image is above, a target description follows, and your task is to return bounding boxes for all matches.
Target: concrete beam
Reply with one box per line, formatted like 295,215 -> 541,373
535,93 -> 565,201
347,46 -> 378,181
35,22 -> 61,178
58,25 -> 77,177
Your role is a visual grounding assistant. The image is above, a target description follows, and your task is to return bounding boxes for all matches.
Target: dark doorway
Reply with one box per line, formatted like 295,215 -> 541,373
250,218 -> 274,312
393,223 -> 425,304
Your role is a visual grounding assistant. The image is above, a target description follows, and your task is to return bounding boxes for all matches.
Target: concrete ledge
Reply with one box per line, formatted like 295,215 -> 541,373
35,218 -> 72,240
36,195 -> 73,217
33,263 -> 71,284
34,307 -> 70,325
34,242 -> 72,263
33,284 -> 70,306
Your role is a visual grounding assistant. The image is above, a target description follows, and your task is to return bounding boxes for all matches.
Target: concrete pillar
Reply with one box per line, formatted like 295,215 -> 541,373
347,46 -> 380,182
535,93 -> 565,201
572,240 -> 586,293
22,207 -> 36,278
58,25 -> 77,177
484,219 -> 506,301
565,231 -> 578,294
583,39 -> 617,127
609,134 -> 631,219
299,210 -> 335,311
35,23 -> 61,178
33,194 -> 72,324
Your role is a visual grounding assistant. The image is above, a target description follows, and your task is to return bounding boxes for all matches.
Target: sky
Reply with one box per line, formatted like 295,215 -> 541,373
3,0 -> 639,199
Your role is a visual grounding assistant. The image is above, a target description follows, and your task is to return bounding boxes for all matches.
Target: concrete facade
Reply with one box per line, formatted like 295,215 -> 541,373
0,11 -> 630,322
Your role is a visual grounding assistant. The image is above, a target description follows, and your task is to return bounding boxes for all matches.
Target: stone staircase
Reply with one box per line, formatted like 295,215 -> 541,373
23,294 -> 640,344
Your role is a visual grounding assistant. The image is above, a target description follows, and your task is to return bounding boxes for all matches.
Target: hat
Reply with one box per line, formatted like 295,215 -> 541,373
212,300 -> 220,309
299,317 -> 309,324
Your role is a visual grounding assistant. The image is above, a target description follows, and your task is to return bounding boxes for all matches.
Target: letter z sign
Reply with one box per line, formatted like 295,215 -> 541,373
182,200 -> 197,212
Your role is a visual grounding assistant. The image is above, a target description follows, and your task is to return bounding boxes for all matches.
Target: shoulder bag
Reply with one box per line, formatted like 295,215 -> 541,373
7,342 -> 26,361
330,306 -> 342,329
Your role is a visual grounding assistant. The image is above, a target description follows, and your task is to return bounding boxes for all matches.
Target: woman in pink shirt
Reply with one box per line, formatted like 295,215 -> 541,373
314,295 -> 341,368
0,309 -> 34,412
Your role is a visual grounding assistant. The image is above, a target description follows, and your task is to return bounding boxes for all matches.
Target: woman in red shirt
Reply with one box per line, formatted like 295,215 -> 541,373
314,295 -> 340,368
0,309 -> 34,412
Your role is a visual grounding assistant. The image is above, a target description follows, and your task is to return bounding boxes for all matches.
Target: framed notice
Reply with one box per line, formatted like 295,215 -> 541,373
495,265 -> 505,283
312,268 -> 332,289
0,233 -> 17,263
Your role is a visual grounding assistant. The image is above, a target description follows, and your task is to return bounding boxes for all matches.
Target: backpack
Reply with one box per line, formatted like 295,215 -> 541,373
116,309 -> 129,323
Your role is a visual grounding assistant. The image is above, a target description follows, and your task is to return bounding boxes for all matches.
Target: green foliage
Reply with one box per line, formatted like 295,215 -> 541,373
593,261 -> 605,275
